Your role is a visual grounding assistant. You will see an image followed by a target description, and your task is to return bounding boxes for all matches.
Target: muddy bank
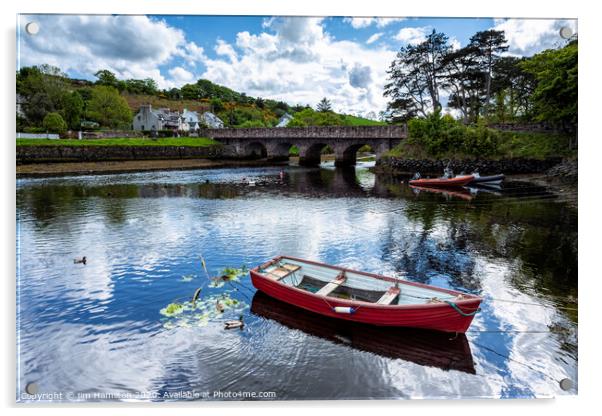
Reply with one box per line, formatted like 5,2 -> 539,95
16,158 -> 285,177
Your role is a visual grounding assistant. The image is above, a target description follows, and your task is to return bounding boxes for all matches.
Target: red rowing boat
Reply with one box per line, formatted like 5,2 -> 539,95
250,256 -> 482,333
409,175 -> 474,187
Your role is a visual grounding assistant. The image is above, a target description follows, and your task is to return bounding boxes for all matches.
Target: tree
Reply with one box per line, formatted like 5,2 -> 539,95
210,97 -> 225,113
17,65 -> 69,125
287,107 -> 348,126
490,56 -> 536,121
61,91 -> 84,130
441,45 -> 482,123
415,30 -> 450,111
384,30 -> 450,121
86,85 -> 132,128
316,97 -> 332,112
520,41 -> 577,132
94,70 -> 120,88
468,30 -> 509,116
165,88 -> 182,100
42,112 -> 67,134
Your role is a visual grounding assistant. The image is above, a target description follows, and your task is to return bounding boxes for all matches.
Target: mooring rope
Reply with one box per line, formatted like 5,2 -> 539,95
486,297 -> 578,311
444,301 -> 480,316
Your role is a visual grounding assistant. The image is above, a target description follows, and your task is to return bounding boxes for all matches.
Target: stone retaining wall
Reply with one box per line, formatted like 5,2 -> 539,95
375,157 -> 563,175
487,122 -> 560,134
17,145 -> 235,164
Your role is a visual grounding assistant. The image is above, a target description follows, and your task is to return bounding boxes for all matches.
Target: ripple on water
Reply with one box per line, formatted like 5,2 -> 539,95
16,166 -> 578,400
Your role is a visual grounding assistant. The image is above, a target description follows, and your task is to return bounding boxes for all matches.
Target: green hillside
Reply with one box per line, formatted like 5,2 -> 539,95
17,65 -> 383,133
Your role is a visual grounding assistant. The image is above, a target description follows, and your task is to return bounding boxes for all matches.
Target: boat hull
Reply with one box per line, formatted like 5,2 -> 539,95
409,175 -> 474,187
469,174 -> 505,185
250,257 -> 482,333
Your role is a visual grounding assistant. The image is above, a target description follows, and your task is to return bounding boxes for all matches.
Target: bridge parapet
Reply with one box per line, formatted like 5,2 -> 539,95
201,125 -> 407,140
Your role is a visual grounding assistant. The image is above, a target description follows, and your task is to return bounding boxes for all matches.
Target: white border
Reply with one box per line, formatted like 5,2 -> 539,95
2,1 -> 598,415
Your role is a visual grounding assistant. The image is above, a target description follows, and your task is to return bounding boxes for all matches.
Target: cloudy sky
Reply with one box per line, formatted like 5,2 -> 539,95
18,15 -> 577,117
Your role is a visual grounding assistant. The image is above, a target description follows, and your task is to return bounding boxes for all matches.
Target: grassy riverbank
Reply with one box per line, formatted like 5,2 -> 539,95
16,137 -> 219,147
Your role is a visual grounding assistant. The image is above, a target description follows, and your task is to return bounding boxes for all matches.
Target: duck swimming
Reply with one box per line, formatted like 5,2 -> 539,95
224,315 -> 244,330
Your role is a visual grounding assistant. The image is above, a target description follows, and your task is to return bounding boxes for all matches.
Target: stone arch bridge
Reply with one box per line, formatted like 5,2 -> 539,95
201,125 -> 407,166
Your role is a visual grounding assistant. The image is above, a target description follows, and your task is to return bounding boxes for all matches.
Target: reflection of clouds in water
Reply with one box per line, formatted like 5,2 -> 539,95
386,360 -> 499,399
20,322 -> 166,397
469,258 -> 577,396
17,167 -> 577,399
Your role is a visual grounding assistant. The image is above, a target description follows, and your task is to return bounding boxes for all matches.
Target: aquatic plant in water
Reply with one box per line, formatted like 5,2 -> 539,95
209,265 -> 249,288
160,293 -> 247,329
160,302 -> 185,317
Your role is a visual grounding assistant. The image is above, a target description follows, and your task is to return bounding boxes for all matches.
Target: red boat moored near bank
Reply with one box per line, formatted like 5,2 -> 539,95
409,175 -> 475,187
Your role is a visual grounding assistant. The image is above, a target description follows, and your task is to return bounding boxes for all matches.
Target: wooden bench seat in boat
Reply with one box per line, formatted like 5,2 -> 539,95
376,287 -> 401,305
315,272 -> 347,296
265,263 -> 301,281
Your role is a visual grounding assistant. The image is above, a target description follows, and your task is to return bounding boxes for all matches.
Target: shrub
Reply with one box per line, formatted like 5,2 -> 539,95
42,112 -> 68,134
22,126 -> 47,134
463,125 -> 500,156
287,118 -> 308,127
287,108 -> 348,126
407,110 -> 500,157
238,119 -> 266,128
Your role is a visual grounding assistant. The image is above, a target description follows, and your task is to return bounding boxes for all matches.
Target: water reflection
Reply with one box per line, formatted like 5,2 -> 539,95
251,291 -> 476,374
16,164 -> 577,400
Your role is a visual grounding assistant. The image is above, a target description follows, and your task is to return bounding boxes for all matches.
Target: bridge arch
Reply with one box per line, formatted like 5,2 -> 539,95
336,143 -> 371,166
335,141 -> 388,166
266,141 -> 297,162
299,142 -> 330,166
243,141 -> 268,159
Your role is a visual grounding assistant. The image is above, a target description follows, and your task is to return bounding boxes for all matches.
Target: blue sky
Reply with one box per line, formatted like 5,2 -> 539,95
18,15 -> 576,117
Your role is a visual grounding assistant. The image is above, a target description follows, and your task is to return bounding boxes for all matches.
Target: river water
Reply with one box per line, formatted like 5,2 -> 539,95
16,162 -> 577,401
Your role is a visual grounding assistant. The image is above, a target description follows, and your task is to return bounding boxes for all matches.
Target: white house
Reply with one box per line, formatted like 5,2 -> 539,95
276,112 -> 293,127
133,105 -> 224,131
182,108 -> 200,131
132,105 -> 184,131
200,111 -> 224,129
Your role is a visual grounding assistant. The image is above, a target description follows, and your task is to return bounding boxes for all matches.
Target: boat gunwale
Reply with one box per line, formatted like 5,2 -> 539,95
470,174 -> 505,184
252,255 -> 482,310
409,175 -> 475,187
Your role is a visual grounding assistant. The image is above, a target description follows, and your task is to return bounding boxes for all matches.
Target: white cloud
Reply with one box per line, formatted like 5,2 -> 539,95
168,66 -> 195,85
201,17 -> 396,114
492,18 -> 578,56
215,39 -> 238,63
348,64 -> 372,89
177,41 -> 206,66
18,15 -> 399,113
394,27 -> 429,45
344,17 -> 405,29
18,15 -> 205,88
449,37 -> 461,51
366,32 -> 383,44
